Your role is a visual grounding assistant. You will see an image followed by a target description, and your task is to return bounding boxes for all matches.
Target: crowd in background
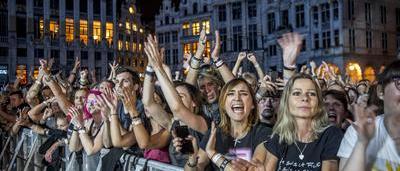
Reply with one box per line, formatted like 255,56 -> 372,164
0,29 -> 399,171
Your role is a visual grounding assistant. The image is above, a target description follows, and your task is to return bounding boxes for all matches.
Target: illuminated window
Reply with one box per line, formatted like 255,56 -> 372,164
33,66 -> 39,79
202,20 -> 210,34
125,41 -> 129,50
80,20 -> 88,45
138,43 -> 142,52
118,40 -> 123,50
16,65 -> 27,85
106,23 -> 113,46
192,22 -> 200,35
126,21 -> 131,34
49,20 -> 59,39
65,18 -> 74,42
192,42 -> 198,53
39,18 -> 44,38
140,28 -> 143,33
133,24 -> 137,32
182,23 -> 190,36
184,43 -> 191,55
129,7 -> 135,14
93,21 -> 101,44
205,41 -> 211,57
132,42 -> 137,52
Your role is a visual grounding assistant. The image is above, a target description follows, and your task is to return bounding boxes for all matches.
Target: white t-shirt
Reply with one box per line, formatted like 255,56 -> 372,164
337,115 -> 400,170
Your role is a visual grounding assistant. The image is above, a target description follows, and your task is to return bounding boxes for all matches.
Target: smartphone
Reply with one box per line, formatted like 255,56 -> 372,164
174,126 -> 194,154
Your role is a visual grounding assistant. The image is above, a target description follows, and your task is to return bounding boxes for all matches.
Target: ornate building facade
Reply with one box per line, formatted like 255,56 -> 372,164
157,0 -> 400,82
0,0 -> 146,84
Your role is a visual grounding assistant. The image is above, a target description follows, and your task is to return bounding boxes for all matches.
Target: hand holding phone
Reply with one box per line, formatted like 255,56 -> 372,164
174,125 -> 194,154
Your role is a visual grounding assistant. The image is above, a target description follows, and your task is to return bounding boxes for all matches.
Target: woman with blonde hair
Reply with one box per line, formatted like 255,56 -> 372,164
264,73 -> 343,170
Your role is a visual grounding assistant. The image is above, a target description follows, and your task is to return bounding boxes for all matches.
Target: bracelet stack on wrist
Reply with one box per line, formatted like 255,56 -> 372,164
211,153 -> 222,164
78,127 -> 86,134
35,80 -> 42,85
189,56 -> 201,70
131,117 -> 142,127
215,59 -> 225,68
219,158 -> 230,170
145,66 -> 155,76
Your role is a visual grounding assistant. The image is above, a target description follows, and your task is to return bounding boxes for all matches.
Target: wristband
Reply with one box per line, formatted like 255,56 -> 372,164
215,59 -> 225,68
78,128 -> 87,134
189,56 -> 201,70
131,117 -> 142,126
35,80 -> 42,85
146,66 -> 154,73
219,158 -> 230,170
284,65 -> 296,71
211,153 -> 222,164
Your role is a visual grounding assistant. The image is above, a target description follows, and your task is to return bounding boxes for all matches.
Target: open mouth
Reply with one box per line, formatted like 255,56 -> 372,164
328,112 -> 337,122
231,104 -> 244,113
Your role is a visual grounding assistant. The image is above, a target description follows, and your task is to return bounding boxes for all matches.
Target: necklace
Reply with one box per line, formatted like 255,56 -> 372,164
294,142 -> 307,160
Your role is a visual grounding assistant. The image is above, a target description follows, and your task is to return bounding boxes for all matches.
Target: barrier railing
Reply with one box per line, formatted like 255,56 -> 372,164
1,130 -> 185,171
120,153 -> 184,171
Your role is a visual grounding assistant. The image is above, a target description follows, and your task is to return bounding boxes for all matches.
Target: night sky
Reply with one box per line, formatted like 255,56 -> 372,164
136,0 -> 180,31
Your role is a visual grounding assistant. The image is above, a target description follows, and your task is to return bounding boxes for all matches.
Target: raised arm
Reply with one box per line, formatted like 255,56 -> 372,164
28,97 -> 55,122
26,62 -> 45,106
41,63 -> 73,115
142,64 -> 172,129
186,30 -> 207,86
211,30 -> 234,83
145,35 -> 208,134
340,104 -> 375,171
108,60 -> 119,81
232,52 -> 247,77
247,53 -> 265,80
278,32 -> 303,83
122,87 -> 170,149
96,91 -> 137,148
70,107 -> 103,155
68,57 -> 80,84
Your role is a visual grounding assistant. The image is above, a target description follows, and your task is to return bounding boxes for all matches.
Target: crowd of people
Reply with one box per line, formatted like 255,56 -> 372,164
0,29 -> 399,171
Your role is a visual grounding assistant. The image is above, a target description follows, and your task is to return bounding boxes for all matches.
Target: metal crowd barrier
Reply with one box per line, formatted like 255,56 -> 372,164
1,130 -> 185,171
120,153 -> 184,171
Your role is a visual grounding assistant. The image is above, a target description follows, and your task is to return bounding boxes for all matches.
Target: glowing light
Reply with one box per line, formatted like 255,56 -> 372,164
129,7 -> 135,14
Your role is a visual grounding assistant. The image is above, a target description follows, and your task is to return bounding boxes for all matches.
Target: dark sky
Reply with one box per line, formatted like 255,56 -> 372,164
136,0 -> 180,31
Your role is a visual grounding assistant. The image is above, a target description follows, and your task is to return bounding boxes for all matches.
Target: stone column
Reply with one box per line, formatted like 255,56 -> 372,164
26,0 -> 35,74
101,0 -> 107,77
43,0 -> 50,59
88,0 -> 95,72
59,0 -> 67,72
8,0 -> 17,81
113,0 -> 118,62
74,0 -> 80,60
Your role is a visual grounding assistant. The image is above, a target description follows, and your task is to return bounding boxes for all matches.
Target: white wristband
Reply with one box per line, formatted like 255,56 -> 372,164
212,153 -> 223,164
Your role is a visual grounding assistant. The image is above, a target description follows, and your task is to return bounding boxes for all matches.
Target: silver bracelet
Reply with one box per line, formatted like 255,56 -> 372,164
146,66 -> 154,73
131,117 -> 142,126
211,153 -> 223,164
215,60 -> 225,68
